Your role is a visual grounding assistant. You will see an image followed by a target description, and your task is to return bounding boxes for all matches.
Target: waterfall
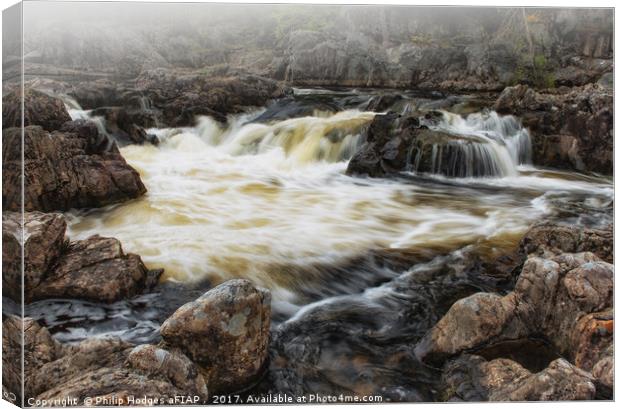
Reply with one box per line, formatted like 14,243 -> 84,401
409,111 -> 532,178
182,110 -> 376,164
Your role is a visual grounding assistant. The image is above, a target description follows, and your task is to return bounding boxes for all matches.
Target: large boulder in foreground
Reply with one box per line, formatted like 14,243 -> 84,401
415,252 -> 613,367
2,88 -> 72,131
1,211 -> 161,303
494,84 -> 612,174
160,279 -> 272,393
440,355 -> 596,401
2,124 -> 146,212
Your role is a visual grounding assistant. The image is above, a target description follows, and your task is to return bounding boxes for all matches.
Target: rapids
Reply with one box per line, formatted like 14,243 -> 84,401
19,88 -> 611,398
63,91 -> 612,315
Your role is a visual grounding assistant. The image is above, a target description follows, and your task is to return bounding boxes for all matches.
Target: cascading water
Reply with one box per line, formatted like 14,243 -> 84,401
158,110 -> 375,164
408,110 -> 532,178
61,95 -> 113,142
64,102 -> 611,309
25,89 -> 610,399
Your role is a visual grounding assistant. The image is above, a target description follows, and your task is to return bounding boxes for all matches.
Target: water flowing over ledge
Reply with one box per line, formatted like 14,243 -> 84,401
63,97 -> 612,316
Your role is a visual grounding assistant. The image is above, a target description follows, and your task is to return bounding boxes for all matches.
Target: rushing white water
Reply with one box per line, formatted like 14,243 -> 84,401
65,107 -> 612,306
410,111 -> 532,178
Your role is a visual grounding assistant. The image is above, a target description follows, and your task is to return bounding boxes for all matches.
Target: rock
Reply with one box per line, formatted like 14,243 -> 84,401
440,355 -> 532,401
30,235 -> 162,303
90,106 -> 159,145
15,319 -> 208,405
135,70 -> 290,127
570,310 -> 613,372
407,128 -> 503,177
597,72 -> 613,89
346,112 -> 417,177
14,8 -> 612,91
28,337 -> 132,399
127,344 -> 209,401
414,292 -> 526,366
252,96 -> 339,123
346,111 -> 506,178
520,222 -> 613,263
30,337 -> 197,405
2,125 -> 146,212
68,79 -> 130,110
441,355 -> 596,401
2,213 -> 23,303
2,317 -> 65,401
160,279 -> 271,393
365,94 -> 405,112
59,119 -> 110,153
2,211 -> 67,303
2,88 -> 71,131
591,345 -> 613,396
492,359 -> 596,401
415,252 -> 613,366
494,84 -> 612,174
2,211 -> 160,303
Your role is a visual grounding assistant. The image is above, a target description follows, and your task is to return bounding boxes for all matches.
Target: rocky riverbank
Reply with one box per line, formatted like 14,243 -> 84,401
3,279 -> 270,405
1,5 -> 614,401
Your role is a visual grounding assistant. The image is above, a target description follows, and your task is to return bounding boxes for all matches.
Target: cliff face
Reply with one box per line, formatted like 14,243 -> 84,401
11,4 -> 613,91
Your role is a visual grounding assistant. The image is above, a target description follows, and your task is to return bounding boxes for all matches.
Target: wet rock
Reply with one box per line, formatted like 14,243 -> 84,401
494,84 -> 612,174
266,249 -> 493,400
30,235 -> 162,303
365,94 -> 405,112
2,88 -> 71,131
252,96 -> 339,123
407,129 -> 499,177
59,120 -> 110,153
2,211 -> 67,303
160,279 -> 272,393
127,344 -> 209,401
346,112 -> 417,177
441,355 -> 596,401
347,111 -> 501,178
415,252 -> 613,366
90,106 -> 159,145
520,222 -> 613,263
2,125 -> 146,212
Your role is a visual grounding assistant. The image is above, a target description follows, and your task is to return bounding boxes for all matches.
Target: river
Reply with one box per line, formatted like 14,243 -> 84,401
24,87 -> 613,399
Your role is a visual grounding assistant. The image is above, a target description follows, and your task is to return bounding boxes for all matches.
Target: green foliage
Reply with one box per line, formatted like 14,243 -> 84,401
510,53 -> 556,89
